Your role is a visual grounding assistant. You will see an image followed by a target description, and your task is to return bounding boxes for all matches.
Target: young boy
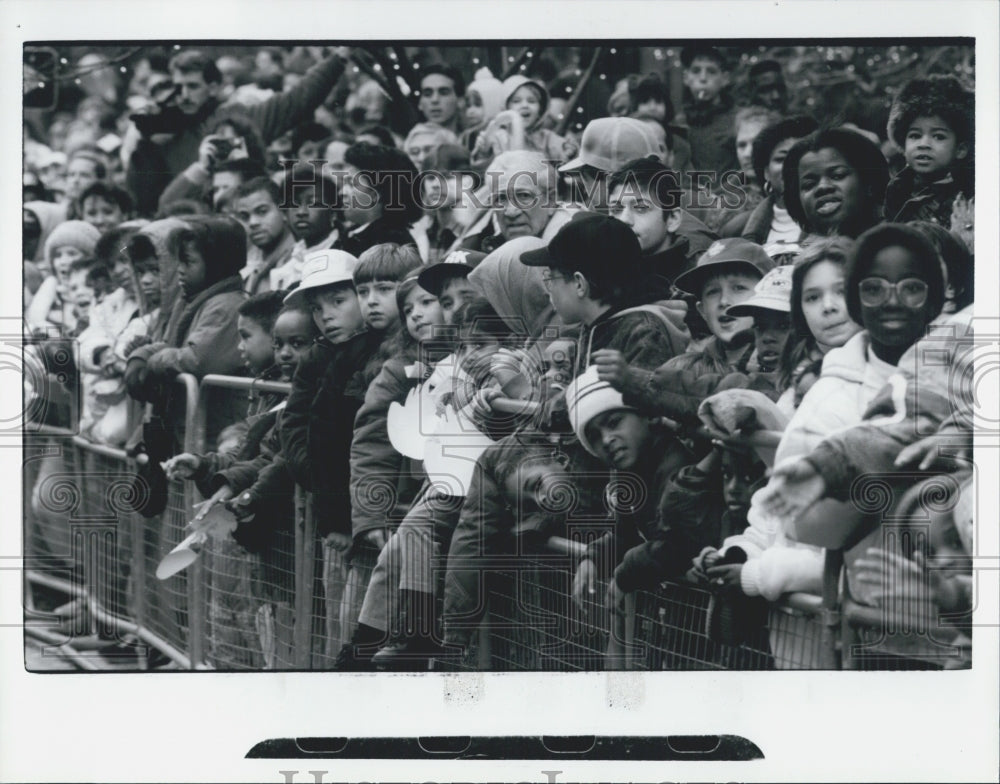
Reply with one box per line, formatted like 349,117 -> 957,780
885,75 -> 974,225
78,181 -> 134,235
519,212 -> 690,378
416,249 -> 484,325
162,290 -> 289,669
563,366 -> 694,669
279,164 -> 343,288
680,45 -> 739,177
353,243 -> 423,384
593,239 -> 777,429
231,177 -> 297,295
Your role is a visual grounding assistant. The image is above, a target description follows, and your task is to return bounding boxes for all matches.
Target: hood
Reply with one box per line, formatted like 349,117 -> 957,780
24,200 -> 68,263
42,219 -> 100,267
466,68 -> 506,127
132,217 -> 189,322
468,235 -> 562,339
501,75 -> 550,128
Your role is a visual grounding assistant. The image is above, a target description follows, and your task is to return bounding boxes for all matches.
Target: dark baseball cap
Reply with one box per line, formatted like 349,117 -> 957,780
519,211 -> 642,281
672,238 -> 774,296
416,248 -> 487,297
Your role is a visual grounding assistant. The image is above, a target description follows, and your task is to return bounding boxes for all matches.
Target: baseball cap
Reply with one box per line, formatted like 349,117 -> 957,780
727,264 -> 794,316
417,248 -> 487,297
559,117 -> 665,172
283,249 -> 359,307
519,212 -> 642,281
673,238 -> 774,297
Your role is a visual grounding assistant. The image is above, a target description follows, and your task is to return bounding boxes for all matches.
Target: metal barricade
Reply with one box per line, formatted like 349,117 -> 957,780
195,375 -> 296,670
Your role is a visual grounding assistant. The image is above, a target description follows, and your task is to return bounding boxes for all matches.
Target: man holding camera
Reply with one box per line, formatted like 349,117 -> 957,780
126,47 -> 349,216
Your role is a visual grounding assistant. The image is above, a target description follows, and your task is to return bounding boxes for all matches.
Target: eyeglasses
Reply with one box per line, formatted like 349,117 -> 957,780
858,277 -> 929,308
541,271 -> 567,289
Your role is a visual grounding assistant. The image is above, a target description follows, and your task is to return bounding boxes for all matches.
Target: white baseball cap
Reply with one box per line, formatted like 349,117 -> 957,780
283,249 -> 359,307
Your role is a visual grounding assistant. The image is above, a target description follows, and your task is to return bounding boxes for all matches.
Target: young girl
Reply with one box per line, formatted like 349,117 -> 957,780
458,68 -> 506,160
704,223 -> 947,667
25,220 -> 101,335
473,76 -> 568,165
783,127 -> 890,241
777,236 -> 863,413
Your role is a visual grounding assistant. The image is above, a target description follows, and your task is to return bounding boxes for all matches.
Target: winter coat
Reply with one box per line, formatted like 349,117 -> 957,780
127,54 -> 346,215
280,329 -> 383,537
337,216 -> 418,258
722,330 -> 899,602
681,92 -> 739,176
578,299 -> 692,378
598,434 -> 699,593
349,350 -> 428,539
884,166 -> 968,226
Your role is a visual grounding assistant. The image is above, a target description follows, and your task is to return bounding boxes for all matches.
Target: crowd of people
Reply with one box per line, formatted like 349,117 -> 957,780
24,43 -> 976,670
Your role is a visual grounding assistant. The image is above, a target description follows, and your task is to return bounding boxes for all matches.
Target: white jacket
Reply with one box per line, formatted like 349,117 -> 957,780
723,331 -> 898,601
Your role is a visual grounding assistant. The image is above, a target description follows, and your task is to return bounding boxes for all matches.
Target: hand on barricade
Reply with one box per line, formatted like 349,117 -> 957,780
605,577 -> 625,610
572,557 -> 596,610
225,490 -> 258,523
122,333 -> 152,358
705,562 -> 743,591
757,458 -> 826,520
324,531 -> 352,553
162,452 -> 202,481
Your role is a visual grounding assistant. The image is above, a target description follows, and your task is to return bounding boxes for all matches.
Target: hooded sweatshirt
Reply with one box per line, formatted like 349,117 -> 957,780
499,75 -> 567,163
459,68 -> 506,154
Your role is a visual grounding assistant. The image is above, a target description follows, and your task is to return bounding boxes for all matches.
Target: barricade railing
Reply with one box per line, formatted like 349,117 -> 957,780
24,382 -> 962,671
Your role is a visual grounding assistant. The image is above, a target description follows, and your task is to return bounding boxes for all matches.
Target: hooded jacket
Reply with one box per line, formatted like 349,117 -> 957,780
580,299 -> 692,379
24,200 -> 68,264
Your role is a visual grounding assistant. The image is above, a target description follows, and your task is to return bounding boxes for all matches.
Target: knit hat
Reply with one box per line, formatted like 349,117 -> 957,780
501,74 -> 549,117
564,365 -> 636,456
727,264 -> 794,317
886,75 -> 974,150
283,249 -> 359,307
466,68 -> 506,124
44,220 -> 101,265
559,117 -> 665,172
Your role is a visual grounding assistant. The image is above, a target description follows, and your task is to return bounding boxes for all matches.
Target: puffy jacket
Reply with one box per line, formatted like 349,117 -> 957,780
884,166 -> 969,226
579,300 -> 692,377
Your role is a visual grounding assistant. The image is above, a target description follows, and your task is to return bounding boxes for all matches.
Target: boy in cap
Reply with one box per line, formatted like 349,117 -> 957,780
416,248 -> 485,325
564,366 -> 694,669
593,239 -> 778,427
520,212 -> 690,378
279,249 -> 384,562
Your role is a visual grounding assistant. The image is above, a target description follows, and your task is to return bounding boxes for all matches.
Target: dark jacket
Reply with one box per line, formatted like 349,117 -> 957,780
442,435 -> 608,648
578,300 -> 692,377
884,166 -> 967,226
681,92 -> 739,176
586,432 -> 696,592
279,329 -> 383,537
618,353 -> 782,429
127,54 -> 347,215
337,217 -> 416,258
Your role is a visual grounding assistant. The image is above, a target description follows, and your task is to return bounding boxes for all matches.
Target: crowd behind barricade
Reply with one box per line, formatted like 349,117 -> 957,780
23,42 -> 977,670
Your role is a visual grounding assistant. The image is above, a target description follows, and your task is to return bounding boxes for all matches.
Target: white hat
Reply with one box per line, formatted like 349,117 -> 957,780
727,264 -> 794,316
283,249 -> 358,307
559,117 -> 664,172
564,365 -> 635,456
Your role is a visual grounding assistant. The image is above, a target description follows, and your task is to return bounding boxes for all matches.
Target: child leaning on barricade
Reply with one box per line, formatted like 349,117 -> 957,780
563,367 -> 701,670
341,272 -> 450,652
162,291 -> 316,668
